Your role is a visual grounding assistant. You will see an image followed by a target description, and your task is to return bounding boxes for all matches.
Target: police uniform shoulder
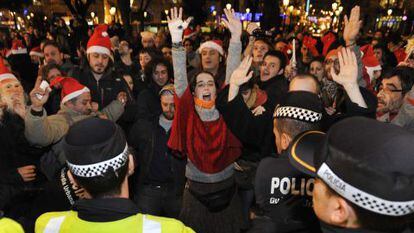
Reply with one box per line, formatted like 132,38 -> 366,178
257,156 -> 301,177
258,156 -> 290,171
0,217 -> 24,233
142,214 -> 195,233
35,211 -> 76,233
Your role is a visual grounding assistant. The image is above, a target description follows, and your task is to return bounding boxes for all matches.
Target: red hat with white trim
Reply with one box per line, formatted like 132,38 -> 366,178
198,40 -> 224,56
29,46 -> 43,57
11,40 -> 27,55
50,77 -> 90,104
87,24 -> 112,59
183,28 -> 197,40
0,58 -> 18,82
362,55 -> 381,81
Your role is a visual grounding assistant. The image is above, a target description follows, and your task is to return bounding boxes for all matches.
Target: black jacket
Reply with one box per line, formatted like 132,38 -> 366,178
322,87 -> 377,131
257,75 -> 289,110
128,117 -> 186,196
134,83 -> 164,120
0,111 -> 47,210
217,88 -> 276,160
70,65 -> 128,109
253,154 -> 321,233
44,89 -> 61,115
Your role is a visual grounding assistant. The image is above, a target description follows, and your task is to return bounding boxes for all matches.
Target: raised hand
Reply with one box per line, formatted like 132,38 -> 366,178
343,6 -> 362,45
29,85 -> 50,112
222,8 -> 242,39
167,7 -> 193,43
230,56 -> 253,87
246,22 -> 259,36
331,47 -> 358,87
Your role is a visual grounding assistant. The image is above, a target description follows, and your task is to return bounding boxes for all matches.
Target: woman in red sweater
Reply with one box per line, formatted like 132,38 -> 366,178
166,7 -> 244,233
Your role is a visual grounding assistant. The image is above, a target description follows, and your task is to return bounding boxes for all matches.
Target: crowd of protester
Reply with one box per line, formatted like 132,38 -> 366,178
1,4 -> 414,233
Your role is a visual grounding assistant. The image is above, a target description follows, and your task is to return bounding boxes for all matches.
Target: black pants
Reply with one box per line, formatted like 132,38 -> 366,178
134,183 -> 182,218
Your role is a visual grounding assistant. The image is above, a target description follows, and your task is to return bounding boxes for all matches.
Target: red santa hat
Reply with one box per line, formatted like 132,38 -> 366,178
321,32 -> 336,56
183,28 -> 197,40
325,48 -> 339,61
302,35 -> 319,57
29,46 -> 43,57
50,77 -> 90,104
11,40 -> 27,55
362,55 -> 381,81
87,24 -> 112,59
198,40 -> 224,56
0,58 -> 17,83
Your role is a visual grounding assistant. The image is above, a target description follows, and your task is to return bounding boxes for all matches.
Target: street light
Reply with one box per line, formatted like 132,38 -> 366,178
387,9 -> 392,16
403,15 -> 407,21
246,8 -> 250,14
91,12 -> 95,18
288,5 -> 294,14
338,6 -> 343,13
164,9 -> 169,16
30,12 -> 34,18
283,0 -> 289,7
27,15 -> 31,20
332,2 -> 338,11
226,3 -> 232,10
143,11 -> 148,18
212,10 -> 217,16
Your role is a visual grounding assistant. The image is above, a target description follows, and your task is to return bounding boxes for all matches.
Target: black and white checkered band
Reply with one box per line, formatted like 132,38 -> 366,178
317,163 -> 414,216
274,106 -> 322,123
67,144 -> 128,178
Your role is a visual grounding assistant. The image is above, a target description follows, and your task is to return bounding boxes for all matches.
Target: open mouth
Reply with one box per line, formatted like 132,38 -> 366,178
202,93 -> 212,101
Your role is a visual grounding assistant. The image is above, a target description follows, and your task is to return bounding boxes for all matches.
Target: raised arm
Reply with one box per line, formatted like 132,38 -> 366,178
222,8 -> 242,85
228,56 -> 253,102
331,47 -> 367,108
343,5 -> 364,87
243,23 -> 260,58
167,7 -> 192,97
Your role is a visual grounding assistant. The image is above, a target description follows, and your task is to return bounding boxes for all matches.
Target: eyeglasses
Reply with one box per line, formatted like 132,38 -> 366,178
378,85 -> 403,93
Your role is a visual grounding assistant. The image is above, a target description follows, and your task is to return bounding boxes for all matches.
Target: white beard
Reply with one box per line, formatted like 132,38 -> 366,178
0,93 -> 27,118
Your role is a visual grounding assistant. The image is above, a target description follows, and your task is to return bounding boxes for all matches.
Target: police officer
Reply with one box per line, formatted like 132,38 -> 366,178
250,91 -> 323,233
289,117 -> 414,233
35,118 -> 194,233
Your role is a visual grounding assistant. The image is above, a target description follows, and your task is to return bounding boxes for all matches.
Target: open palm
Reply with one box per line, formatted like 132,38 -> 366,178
343,6 -> 362,43
222,8 -> 242,38
331,48 -> 358,87
230,56 -> 253,87
167,7 -> 193,42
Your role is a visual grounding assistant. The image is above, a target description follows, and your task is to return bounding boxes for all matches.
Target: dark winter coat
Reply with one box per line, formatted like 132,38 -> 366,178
70,65 -> 128,109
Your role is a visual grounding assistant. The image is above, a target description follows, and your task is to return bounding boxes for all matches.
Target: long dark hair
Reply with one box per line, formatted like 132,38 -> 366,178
144,58 -> 173,87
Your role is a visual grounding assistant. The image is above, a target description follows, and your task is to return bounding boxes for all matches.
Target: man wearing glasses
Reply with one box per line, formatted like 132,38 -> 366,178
377,66 -> 414,122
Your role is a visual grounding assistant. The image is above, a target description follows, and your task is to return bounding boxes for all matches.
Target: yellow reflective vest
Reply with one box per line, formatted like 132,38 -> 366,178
35,211 -> 195,233
0,217 -> 24,233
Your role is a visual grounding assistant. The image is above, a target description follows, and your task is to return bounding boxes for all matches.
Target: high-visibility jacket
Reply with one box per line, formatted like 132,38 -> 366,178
0,217 -> 24,233
35,211 -> 195,233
